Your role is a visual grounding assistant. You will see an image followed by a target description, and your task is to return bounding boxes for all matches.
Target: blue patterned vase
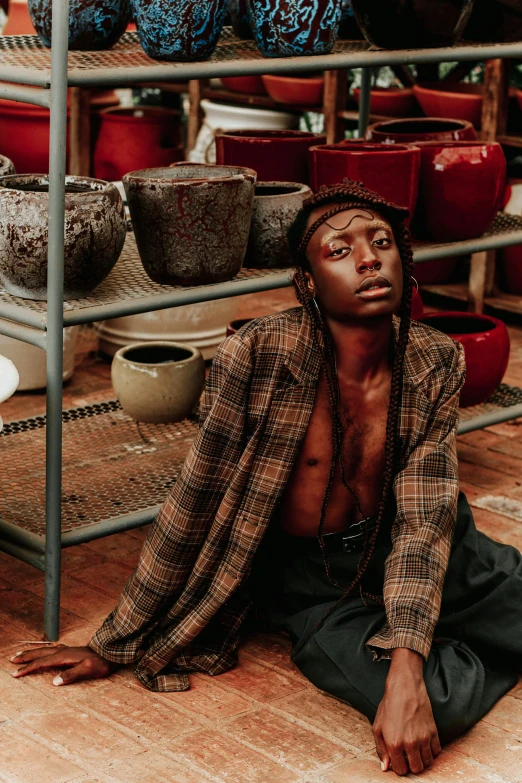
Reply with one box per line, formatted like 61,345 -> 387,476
228,0 -> 253,39
247,0 -> 341,57
132,0 -> 227,61
28,0 -> 130,50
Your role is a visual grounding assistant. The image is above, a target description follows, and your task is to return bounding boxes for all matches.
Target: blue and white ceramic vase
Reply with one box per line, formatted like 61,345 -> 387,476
132,0 -> 227,61
228,0 -> 253,38
28,0 -> 130,50
247,0 -> 341,57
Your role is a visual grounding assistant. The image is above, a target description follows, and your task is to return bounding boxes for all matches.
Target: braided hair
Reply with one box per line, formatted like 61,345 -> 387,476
287,179 -> 415,615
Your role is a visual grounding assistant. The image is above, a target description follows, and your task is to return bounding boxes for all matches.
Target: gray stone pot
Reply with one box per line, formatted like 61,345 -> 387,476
0,174 -> 126,300
244,181 -> 312,269
111,341 -> 206,423
0,155 -> 15,177
123,162 -> 256,286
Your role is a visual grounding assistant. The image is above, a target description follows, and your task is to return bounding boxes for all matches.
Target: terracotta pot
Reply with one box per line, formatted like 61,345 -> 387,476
28,0 -> 130,49
464,0 -> 522,43
350,0 -> 475,48
353,87 -> 416,118
365,117 -> 477,144
413,83 -> 483,128
95,297 -> 239,360
413,141 -> 506,242
123,163 -> 256,285
221,76 -> 267,94
228,0 -> 252,38
0,91 -> 118,174
0,174 -> 126,300
419,312 -> 510,407
216,130 -> 326,185
133,0 -> 227,61
226,317 -> 254,336
262,74 -> 324,108
3,0 -> 37,34
93,106 -> 183,181
245,181 -> 312,269
308,142 -> 420,224
0,155 -> 15,177
247,0 -> 342,57
111,341 -> 206,423
414,257 -> 460,285
500,177 -> 522,294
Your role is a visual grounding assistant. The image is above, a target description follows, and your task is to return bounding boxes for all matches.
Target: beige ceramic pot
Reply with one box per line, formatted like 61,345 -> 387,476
111,341 -> 205,424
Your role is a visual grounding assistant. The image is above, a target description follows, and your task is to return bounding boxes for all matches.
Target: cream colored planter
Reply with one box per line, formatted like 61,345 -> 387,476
0,326 -> 78,390
111,341 -> 206,424
0,354 -> 19,433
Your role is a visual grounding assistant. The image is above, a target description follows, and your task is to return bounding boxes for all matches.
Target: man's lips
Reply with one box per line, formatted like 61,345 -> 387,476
355,274 -> 392,294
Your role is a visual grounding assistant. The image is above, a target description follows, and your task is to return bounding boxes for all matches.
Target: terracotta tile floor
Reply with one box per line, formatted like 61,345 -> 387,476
2,288 -> 522,782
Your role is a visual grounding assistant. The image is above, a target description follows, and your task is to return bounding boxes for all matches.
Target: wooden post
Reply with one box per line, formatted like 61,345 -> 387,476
69,87 -> 92,177
468,59 -> 510,311
187,79 -> 206,156
323,70 -> 347,144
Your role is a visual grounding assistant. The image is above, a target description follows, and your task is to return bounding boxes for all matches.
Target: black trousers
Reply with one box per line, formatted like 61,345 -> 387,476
251,492 -> 522,744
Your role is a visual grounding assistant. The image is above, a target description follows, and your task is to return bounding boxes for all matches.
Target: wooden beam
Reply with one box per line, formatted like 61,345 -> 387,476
468,250 -> 496,313
481,58 -> 509,141
323,70 -> 347,144
69,87 -> 91,177
187,79 -> 208,156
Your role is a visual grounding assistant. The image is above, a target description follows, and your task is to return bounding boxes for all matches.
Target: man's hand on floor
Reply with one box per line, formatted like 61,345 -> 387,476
373,648 -> 441,776
9,645 -> 114,685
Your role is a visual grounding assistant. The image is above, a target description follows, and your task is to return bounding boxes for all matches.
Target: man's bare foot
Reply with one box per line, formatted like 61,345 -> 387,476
10,645 -> 114,685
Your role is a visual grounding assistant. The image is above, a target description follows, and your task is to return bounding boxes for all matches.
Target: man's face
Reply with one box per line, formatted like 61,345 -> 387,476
304,206 -> 403,322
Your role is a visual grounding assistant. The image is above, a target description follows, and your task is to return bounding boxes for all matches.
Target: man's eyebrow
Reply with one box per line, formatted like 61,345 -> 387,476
320,219 -> 392,244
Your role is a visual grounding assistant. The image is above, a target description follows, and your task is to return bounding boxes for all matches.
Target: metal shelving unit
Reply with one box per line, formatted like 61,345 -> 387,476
1,8 -> 522,639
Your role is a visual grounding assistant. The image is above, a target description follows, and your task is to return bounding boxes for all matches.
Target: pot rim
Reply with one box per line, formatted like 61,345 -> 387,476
254,181 -> 311,198
369,117 -> 474,134
217,129 -> 324,142
0,173 -> 118,196
413,140 -> 501,149
262,73 -> 324,86
309,142 -> 418,154
123,163 -> 257,185
413,82 -> 484,100
419,311 -> 504,338
99,105 -> 181,122
114,340 -> 202,367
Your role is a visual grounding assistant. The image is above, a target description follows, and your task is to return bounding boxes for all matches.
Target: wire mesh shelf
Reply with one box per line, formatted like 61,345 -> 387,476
1,387 -> 522,540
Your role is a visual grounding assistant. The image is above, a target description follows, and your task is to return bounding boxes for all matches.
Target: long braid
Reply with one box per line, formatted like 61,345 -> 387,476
288,180 -> 415,637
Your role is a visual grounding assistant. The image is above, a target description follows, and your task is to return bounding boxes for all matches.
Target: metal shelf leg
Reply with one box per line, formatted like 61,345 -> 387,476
358,67 -> 372,138
44,0 -> 69,641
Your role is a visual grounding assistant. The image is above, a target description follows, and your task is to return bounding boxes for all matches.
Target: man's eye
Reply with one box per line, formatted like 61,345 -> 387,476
330,247 -> 348,257
374,237 -> 391,247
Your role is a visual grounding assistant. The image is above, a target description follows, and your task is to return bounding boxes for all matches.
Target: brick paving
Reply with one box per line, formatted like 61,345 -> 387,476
1,289 -> 522,781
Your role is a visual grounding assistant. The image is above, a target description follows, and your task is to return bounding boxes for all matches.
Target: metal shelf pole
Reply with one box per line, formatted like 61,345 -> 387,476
357,67 -> 372,137
44,0 -> 69,641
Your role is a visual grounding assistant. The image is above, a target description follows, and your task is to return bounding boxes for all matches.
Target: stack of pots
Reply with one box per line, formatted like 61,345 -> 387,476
308,119 -> 506,284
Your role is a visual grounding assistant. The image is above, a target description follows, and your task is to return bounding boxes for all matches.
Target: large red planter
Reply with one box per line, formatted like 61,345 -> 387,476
215,130 -> 326,185
365,117 -> 477,144
413,83 -> 483,128
419,312 -> 510,407
308,142 -> 420,224
93,106 -> 183,181
413,141 -> 506,242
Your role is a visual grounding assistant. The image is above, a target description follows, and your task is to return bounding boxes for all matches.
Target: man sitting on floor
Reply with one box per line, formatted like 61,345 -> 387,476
10,180 -> 522,777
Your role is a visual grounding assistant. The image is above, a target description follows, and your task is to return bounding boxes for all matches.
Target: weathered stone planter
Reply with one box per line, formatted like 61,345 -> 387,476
245,182 -> 312,269
0,155 -> 15,177
123,163 -> 256,286
0,175 -> 126,301
111,341 -> 206,423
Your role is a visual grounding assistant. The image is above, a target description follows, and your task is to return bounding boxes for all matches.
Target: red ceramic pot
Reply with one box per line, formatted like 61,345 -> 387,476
500,179 -> 522,295
93,106 -> 183,182
413,83 -> 483,128
365,117 -> 477,144
414,256 -> 459,285
215,130 -> 326,185
410,287 -> 424,320
353,87 -> 416,117
419,312 -> 510,408
413,141 -> 506,242
220,76 -> 267,95
262,74 -> 324,108
308,142 -> 420,224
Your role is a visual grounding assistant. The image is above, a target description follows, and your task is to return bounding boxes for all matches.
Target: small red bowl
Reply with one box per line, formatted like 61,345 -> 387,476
418,312 -> 510,407
262,74 -> 324,107
413,83 -> 483,128
221,76 -> 267,95
353,87 -> 416,117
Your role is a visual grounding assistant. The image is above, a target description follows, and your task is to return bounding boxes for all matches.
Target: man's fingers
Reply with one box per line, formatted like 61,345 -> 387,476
10,644 -> 65,665
421,741 -> 434,769
389,747 -> 408,777
373,730 -> 391,772
54,659 -> 104,686
11,651 -> 80,678
405,747 -> 424,775
431,732 -> 442,758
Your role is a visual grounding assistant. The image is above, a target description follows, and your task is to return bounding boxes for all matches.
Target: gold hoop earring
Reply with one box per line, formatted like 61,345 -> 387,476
311,296 -> 324,325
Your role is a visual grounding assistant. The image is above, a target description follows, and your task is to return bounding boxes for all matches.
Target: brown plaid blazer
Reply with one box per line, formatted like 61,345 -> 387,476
90,306 -> 466,692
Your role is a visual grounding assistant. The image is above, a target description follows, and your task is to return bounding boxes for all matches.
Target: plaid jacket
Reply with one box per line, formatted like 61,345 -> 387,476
90,306 -> 466,692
